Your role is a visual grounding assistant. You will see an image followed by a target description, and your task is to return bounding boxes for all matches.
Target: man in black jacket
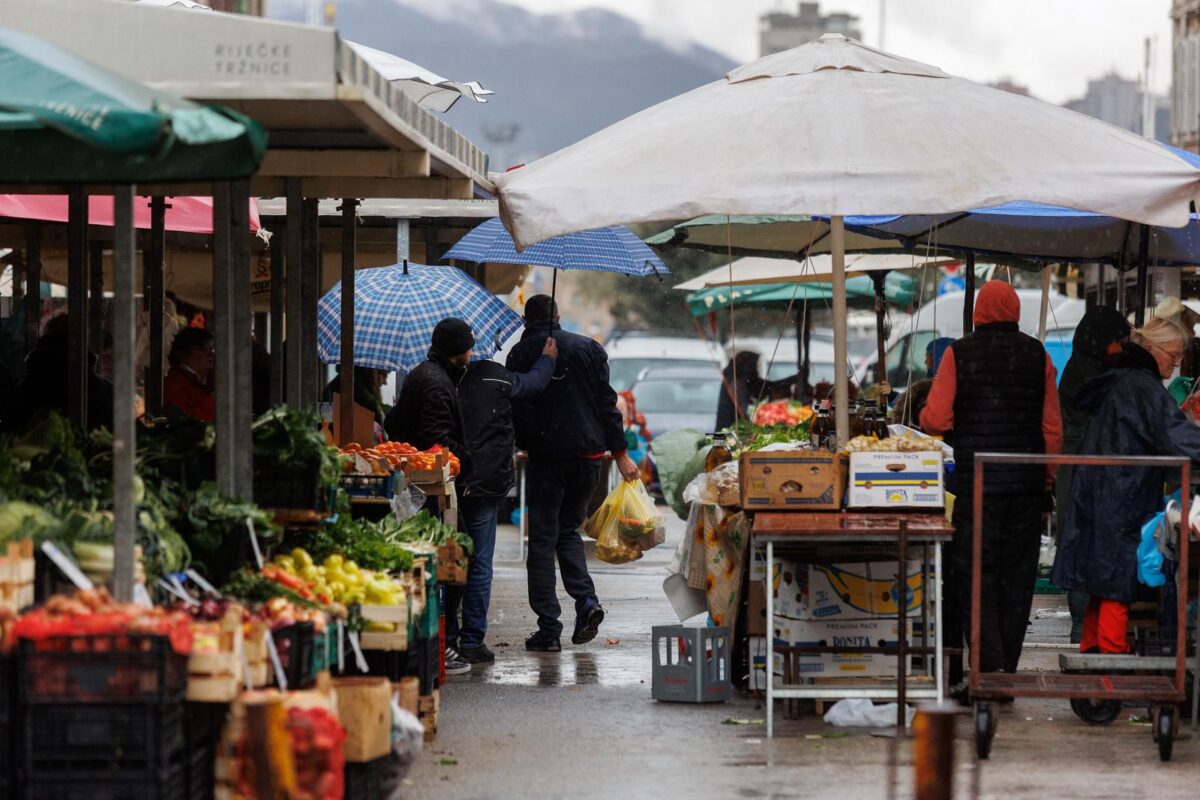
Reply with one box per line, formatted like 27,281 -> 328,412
384,317 -> 476,675
384,318 -> 472,462
448,336 -> 557,664
507,295 -> 640,652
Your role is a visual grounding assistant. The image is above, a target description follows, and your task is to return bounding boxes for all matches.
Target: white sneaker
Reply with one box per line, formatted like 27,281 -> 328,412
445,647 -> 471,676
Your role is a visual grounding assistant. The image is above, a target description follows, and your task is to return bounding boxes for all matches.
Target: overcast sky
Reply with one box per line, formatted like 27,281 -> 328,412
508,0 -> 1174,104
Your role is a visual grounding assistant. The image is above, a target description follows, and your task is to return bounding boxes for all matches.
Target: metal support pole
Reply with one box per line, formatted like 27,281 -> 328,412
89,240 -> 104,353
766,539 -> 775,739
301,197 -> 321,410
831,216 -> 849,444
66,188 -> 88,427
24,222 -> 41,353
1038,265 -> 1052,341
285,179 -> 303,406
897,519 -> 908,732
1134,225 -> 1151,327
231,180 -> 254,497
269,228 -> 285,407
963,252 -> 976,335
871,270 -> 888,389
913,704 -> 957,800
212,182 -> 236,496
111,186 -> 137,603
145,196 -> 167,416
339,198 -> 359,445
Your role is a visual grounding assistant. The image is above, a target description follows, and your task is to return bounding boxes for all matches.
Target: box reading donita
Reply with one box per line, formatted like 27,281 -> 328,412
847,451 -> 944,508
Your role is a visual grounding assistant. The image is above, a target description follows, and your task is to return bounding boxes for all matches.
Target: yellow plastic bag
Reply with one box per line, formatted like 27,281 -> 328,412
586,481 -> 665,564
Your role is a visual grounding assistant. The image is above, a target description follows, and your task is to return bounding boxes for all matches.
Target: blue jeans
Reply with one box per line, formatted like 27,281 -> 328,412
446,496 -> 499,650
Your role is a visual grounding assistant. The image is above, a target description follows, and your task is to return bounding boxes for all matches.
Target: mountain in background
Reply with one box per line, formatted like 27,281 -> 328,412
268,0 -> 736,168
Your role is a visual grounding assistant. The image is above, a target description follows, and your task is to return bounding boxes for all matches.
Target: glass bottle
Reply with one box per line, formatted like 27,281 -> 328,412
876,397 -> 891,439
705,433 -> 733,472
809,400 -> 831,450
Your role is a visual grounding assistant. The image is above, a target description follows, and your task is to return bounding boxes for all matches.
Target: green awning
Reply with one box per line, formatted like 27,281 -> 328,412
0,26 -> 266,184
687,272 -> 914,316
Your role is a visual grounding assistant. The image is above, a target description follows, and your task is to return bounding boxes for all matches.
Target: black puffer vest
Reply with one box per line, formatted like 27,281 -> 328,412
949,322 -> 1046,497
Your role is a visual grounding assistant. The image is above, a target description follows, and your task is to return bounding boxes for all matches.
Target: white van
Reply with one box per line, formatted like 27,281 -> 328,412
856,289 -> 1086,388
604,333 -> 726,390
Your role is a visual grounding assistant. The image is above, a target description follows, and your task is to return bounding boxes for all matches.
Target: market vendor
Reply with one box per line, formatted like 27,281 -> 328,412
715,350 -> 798,430
1055,306 -> 1129,643
1053,319 -> 1200,654
920,280 -> 1062,685
162,327 -> 216,423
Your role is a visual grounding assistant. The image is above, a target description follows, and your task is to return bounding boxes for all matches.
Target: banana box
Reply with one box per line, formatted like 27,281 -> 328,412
772,617 -> 914,677
848,451 -> 944,508
806,560 -> 926,620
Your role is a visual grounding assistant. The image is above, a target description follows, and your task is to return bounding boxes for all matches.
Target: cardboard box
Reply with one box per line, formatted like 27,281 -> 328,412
740,451 -> 847,511
334,677 -> 393,762
806,561 -> 926,620
772,559 -> 810,620
847,451 -> 944,508
772,616 -> 913,677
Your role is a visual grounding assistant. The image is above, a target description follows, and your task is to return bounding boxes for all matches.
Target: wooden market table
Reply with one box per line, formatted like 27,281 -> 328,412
751,511 -> 954,738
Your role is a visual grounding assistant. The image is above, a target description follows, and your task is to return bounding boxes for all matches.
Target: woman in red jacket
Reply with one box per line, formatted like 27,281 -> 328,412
163,328 -> 216,422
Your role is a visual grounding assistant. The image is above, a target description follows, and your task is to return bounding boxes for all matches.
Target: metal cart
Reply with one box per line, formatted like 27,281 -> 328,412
970,453 -> 1196,762
753,512 -> 954,738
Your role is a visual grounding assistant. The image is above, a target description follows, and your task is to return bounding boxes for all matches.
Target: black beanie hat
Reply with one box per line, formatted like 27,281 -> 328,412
432,317 -> 475,357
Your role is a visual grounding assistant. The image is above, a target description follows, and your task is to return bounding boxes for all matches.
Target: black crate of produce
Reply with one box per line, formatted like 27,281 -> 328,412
0,654 -> 14,799
345,753 -> 409,800
273,621 -> 316,688
254,457 -> 327,510
25,763 -> 187,800
23,701 -> 184,773
340,472 -> 399,501
19,635 -> 188,704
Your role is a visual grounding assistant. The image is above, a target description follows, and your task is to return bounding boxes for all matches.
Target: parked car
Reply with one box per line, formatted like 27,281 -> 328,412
733,335 -> 849,389
605,333 -> 725,390
855,289 -> 1086,389
628,365 -> 724,437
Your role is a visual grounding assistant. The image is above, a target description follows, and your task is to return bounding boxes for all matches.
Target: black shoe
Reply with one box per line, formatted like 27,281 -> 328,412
572,601 -> 605,645
460,644 -> 496,664
525,633 -> 561,652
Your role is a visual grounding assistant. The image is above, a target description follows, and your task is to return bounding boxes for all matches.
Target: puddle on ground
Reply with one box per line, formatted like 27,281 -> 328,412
456,650 -> 649,687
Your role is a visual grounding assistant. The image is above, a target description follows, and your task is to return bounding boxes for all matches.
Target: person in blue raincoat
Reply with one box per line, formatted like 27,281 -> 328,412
1052,319 -> 1200,653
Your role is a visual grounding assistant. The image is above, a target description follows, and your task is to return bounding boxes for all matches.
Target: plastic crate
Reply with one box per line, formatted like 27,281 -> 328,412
310,625 -> 339,681
19,635 -> 188,704
1135,626 -> 1197,658
339,472 -> 400,500
272,621 -> 316,689
254,458 -> 328,510
0,654 -> 14,799
651,625 -> 732,704
25,764 -> 187,800
23,702 -> 184,772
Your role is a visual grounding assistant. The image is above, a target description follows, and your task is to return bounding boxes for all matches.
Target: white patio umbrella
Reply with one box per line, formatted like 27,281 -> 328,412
672,253 -> 958,292
345,42 -> 493,113
497,34 -> 1200,440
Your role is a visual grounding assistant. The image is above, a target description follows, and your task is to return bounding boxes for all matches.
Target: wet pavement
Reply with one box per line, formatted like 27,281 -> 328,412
402,512 -> 1198,800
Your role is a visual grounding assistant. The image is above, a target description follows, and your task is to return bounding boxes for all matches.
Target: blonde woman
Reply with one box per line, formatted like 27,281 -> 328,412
1053,318 -> 1200,653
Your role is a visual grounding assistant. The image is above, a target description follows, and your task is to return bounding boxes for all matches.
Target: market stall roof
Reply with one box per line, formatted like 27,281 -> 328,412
673,253 -> 956,292
0,0 -> 492,199
0,194 -> 262,235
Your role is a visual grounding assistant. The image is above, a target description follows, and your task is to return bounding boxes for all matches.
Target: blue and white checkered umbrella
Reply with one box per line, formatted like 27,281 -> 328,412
317,262 -> 523,372
443,217 -> 668,277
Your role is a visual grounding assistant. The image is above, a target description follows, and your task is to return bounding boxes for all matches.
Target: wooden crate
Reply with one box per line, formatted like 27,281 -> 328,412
418,689 -> 440,741
359,603 -> 409,652
399,556 -> 430,620
405,452 -> 451,485
0,540 -> 35,612
244,620 -> 273,688
436,540 -> 468,585
188,608 -> 245,703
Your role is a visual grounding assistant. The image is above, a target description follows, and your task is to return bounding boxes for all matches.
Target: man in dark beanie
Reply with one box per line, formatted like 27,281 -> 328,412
385,317 -> 476,673
507,294 -> 639,652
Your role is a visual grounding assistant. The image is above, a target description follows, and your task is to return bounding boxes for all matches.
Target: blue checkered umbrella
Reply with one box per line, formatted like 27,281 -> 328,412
443,217 -> 668,277
316,262 -> 523,372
